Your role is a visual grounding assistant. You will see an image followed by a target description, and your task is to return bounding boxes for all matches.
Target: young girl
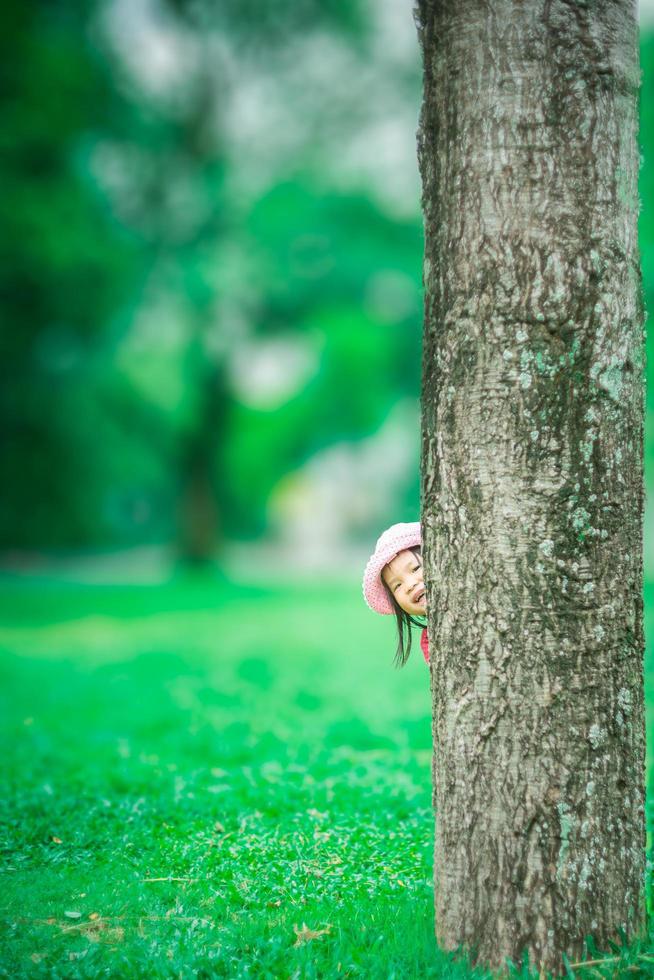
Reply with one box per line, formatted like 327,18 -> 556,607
362,521 -> 429,668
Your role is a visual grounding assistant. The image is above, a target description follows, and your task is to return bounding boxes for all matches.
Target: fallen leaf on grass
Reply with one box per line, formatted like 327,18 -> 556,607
143,876 -> 199,883
292,922 -> 332,946
64,911 -> 81,920
89,912 -> 100,920
59,917 -> 124,944
30,953 -> 47,963
68,950 -> 88,961
51,837 -> 62,844
61,921 -> 102,938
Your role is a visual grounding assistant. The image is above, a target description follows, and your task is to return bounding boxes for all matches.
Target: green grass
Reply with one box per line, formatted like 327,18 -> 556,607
0,568 -> 653,978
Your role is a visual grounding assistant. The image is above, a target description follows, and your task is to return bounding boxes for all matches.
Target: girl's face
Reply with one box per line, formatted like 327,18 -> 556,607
381,548 -> 426,617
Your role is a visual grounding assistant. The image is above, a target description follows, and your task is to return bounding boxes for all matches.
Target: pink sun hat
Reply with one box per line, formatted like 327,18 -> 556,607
362,521 -> 422,615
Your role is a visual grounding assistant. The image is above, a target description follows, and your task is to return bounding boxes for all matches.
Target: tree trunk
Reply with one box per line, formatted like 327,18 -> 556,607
416,1 -> 646,974
176,359 -> 228,565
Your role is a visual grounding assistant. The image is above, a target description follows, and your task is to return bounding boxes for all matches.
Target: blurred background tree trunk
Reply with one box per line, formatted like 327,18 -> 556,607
176,358 -> 229,564
416,0 -> 646,973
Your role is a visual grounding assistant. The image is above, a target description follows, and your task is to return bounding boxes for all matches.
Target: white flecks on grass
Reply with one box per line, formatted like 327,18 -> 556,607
539,539 -> 554,558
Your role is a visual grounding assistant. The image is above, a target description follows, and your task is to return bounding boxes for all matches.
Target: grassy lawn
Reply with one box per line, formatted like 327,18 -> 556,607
0,567 -> 653,978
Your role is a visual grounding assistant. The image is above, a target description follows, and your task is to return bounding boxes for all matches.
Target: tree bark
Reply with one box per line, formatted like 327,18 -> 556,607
416,1 -> 646,974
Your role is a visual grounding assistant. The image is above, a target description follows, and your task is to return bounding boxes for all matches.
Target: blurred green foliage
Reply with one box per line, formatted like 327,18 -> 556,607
0,0 -> 652,555
0,2 -> 146,546
0,0 -> 424,555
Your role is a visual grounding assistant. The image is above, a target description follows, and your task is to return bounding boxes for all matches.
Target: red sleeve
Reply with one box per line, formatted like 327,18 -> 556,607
420,627 -> 429,664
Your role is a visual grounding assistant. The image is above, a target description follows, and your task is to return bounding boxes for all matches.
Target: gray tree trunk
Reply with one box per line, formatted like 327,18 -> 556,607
415,0 -> 647,974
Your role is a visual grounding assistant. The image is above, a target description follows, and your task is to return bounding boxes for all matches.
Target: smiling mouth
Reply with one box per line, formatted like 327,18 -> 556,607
415,591 -> 425,603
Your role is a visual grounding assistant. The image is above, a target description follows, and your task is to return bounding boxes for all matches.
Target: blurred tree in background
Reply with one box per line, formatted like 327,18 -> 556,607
0,1 -> 145,548
1,0 -> 652,564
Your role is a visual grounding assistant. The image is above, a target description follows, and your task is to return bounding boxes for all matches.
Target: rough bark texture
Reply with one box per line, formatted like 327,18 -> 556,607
416,0 -> 646,974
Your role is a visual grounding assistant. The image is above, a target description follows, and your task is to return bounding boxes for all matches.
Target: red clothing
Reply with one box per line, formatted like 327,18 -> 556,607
420,627 -> 429,664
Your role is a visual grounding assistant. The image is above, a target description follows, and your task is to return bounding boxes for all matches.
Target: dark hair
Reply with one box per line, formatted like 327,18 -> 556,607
381,545 -> 426,669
